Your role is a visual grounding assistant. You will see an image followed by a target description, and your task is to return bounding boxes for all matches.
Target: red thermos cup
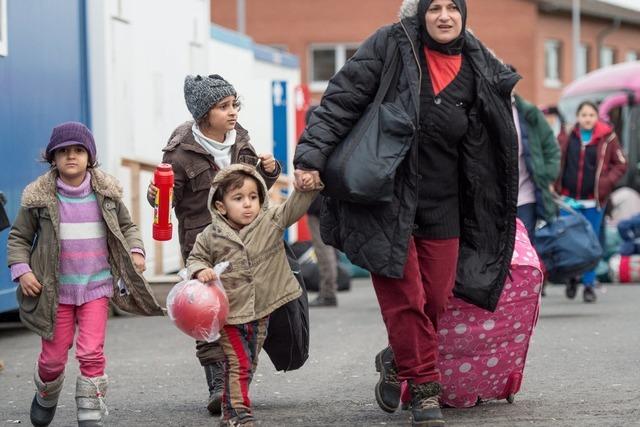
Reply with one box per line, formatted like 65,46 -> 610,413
153,163 -> 174,241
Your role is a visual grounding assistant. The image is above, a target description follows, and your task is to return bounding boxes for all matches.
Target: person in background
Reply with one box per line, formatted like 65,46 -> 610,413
509,66 -> 561,297
556,101 -> 627,303
304,106 -> 339,307
509,66 -> 561,240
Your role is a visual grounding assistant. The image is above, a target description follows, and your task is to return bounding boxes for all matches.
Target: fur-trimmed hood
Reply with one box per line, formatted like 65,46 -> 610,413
21,169 -> 124,208
399,0 -> 420,19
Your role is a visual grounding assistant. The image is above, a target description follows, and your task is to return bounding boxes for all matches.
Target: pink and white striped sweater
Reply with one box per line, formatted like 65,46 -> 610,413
11,172 -> 142,305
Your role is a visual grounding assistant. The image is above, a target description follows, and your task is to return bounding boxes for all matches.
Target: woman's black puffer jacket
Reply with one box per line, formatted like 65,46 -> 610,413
294,12 -> 520,312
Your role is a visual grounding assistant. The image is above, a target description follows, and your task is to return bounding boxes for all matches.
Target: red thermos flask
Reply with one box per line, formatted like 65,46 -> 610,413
153,163 -> 174,241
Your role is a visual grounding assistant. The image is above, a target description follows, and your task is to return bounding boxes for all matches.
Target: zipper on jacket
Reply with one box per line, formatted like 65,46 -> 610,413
400,20 -> 422,95
576,144 -> 586,200
400,19 -> 422,201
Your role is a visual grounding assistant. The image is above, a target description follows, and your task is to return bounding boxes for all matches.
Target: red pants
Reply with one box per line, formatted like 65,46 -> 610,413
371,237 -> 459,385
218,317 -> 269,419
38,297 -> 109,382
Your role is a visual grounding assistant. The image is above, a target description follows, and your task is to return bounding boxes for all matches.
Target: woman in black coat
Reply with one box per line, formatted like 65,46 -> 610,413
294,1 -> 519,425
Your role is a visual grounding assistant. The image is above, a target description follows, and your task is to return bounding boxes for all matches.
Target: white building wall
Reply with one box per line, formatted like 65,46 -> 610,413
87,4 -> 301,273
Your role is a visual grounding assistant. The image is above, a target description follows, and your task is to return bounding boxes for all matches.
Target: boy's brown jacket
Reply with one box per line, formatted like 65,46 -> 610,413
155,121 -> 281,262
7,169 -> 164,339
187,164 -> 319,324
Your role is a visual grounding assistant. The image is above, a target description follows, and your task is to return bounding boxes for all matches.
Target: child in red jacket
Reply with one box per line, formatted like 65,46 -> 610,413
556,101 -> 627,302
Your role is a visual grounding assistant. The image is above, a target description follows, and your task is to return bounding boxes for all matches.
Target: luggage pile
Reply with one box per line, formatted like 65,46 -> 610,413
609,213 -> 640,283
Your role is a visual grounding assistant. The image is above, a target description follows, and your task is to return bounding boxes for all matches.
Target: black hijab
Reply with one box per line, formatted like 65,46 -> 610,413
417,0 -> 467,56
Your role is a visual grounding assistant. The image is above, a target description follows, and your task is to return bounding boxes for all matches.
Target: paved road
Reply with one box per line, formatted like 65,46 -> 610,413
1,280 -> 639,426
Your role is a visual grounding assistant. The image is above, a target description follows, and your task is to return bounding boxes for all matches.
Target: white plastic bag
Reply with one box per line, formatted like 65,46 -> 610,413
166,262 -> 229,342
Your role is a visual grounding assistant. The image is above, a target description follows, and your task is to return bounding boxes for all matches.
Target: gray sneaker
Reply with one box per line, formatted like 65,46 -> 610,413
374,346 -> 401,413
409,381 -> 445,427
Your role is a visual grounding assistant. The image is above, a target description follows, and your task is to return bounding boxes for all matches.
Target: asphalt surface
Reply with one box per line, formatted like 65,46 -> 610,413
1,280 -> 639,426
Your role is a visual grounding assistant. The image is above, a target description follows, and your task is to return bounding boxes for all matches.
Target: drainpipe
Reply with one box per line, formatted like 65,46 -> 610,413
596,17 -> 621,67
572,0 -> 581,80
237,0 -> 246,34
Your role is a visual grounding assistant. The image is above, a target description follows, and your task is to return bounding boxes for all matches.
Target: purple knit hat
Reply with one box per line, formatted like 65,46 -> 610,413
46,122 -> 97,165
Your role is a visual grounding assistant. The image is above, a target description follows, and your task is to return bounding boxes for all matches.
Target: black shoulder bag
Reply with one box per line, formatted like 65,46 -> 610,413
321,47 -> 414,204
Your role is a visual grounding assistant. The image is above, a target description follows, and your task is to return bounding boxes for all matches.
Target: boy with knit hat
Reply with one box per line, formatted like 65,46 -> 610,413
147,74 -> 281,415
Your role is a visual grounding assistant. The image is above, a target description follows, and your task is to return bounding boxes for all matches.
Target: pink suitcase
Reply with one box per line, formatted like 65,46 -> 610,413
400,219 -> 543,408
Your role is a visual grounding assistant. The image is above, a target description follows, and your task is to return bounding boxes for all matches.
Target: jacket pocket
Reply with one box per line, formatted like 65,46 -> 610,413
186,161 -> 213,193
16,286 -> 41,313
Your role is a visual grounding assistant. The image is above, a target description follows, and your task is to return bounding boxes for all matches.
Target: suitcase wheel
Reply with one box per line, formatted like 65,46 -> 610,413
507,394 -> 515,404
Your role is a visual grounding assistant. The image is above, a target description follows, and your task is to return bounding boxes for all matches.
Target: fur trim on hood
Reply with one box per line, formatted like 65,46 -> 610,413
399,0 -> 420,19
21,169 -> 124,209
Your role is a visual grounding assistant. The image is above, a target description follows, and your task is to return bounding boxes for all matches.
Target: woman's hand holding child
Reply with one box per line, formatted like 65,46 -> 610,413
19,272 -> 43,297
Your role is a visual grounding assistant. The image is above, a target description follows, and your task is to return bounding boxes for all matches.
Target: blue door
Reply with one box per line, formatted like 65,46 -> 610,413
0,0 -> 90,313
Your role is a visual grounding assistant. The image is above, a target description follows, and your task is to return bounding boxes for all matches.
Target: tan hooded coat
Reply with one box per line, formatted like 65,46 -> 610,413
187,164 -> 319,324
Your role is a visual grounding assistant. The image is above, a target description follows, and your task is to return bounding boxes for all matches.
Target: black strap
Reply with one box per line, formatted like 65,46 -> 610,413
372,47 -> 401,107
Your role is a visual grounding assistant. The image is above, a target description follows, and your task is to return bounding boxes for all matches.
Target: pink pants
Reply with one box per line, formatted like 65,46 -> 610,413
371,237 -> 459,385
38,297 -> 109,382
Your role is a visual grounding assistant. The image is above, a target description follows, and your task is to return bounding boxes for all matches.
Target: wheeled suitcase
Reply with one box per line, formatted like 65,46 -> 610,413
438,219 -> 543,407
400,219 -> 543,408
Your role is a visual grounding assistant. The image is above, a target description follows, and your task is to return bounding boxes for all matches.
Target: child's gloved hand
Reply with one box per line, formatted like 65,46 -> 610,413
196,268 -> 218,284
131,253 -> 146,273
19,272 -> 43,297
258,153 -> 277,174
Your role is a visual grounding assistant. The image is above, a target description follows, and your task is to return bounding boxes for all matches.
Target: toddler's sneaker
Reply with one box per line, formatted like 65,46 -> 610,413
220,411 -> 255,426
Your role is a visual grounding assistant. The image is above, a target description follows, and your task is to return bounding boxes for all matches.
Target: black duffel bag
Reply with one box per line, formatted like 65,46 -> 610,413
263,242 -> 310,372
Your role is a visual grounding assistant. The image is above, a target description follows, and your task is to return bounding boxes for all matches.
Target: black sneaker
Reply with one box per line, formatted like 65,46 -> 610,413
409,381 -> 445,427
565,278 -> 579,299
583,287 -> 597,303
374,346 -> 401,413
204,362 -> 225,415
309,296 -> 337,307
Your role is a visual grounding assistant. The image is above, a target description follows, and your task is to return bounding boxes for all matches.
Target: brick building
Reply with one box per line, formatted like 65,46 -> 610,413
211,0 -> 640,105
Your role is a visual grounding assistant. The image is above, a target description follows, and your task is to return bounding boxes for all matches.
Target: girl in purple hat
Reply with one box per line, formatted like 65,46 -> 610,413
7,121 -> 163,427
